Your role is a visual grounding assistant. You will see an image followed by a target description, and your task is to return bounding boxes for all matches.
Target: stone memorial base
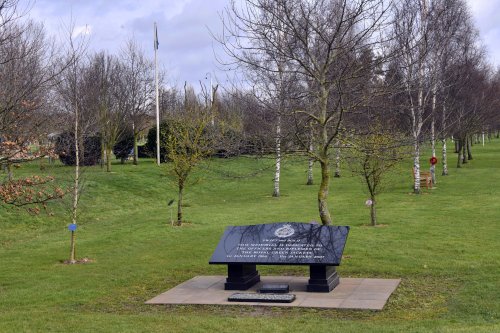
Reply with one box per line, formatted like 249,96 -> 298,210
307,265 -> 339,292
225,264 -> 261,290
260,283 -> 289,293
224,264 -> 340,292
146,275 -> 401,310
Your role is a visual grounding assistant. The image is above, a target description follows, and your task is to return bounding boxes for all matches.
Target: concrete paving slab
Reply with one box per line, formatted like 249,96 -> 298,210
146,275 -> 400,310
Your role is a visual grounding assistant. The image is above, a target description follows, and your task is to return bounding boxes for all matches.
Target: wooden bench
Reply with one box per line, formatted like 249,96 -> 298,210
413,167 -> 432,189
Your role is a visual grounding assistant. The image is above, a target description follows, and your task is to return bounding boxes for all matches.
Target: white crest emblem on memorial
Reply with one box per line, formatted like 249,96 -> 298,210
274,224 -> 295,238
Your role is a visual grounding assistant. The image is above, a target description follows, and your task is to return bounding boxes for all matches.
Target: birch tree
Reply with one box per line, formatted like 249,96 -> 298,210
429,0 -> 471,177
392,0 -> 436,194
219,0 -> 390,225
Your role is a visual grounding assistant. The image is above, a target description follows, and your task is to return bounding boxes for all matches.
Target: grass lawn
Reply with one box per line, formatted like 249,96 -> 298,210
0,140 -> 499,332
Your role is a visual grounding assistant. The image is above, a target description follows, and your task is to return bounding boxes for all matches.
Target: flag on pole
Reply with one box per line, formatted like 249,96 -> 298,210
154,22 -> 159,50
153,22 -> 160,166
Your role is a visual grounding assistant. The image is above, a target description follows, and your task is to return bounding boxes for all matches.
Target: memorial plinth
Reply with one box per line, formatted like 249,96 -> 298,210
209,222 -> 350,292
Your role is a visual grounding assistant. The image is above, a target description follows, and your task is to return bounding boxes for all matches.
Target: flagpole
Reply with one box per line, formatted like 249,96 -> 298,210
154,22 -> 160,166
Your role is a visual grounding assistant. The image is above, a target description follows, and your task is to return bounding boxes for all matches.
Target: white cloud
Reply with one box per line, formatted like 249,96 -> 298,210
465,0 -> 500,66
72,25 -> 92,38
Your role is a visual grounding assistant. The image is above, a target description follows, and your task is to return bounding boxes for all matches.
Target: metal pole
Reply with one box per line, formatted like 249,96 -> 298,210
210,73 -> 214,126
154,22 -> 160,166
206,72 -> 214,126
210,74 -> 213,106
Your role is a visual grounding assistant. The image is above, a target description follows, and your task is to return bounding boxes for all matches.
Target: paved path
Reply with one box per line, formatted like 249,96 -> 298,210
146,275 -> 400,310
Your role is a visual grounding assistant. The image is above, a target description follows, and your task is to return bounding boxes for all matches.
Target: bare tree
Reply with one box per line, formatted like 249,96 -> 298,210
219,0 -> 390,225
391,0 -> 437,194
427,0 -> 473,179
120,39 -> 155,165
240,51 -> 298,197
54,20 -> 90,263
88,52 -> 128,172
0,0 -> 30,58
0,11 -> 76,210
0,20 -> 63,177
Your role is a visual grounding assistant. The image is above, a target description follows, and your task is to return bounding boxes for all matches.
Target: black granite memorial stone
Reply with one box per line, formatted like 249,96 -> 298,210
209,222 -> 350,292
260,284 -> 289,293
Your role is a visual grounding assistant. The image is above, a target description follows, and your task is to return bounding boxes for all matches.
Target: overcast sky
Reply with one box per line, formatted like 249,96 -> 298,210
22,0 -> 500,89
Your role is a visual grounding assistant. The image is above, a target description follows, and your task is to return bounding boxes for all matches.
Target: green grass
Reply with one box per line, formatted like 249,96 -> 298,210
0,140 -> 499,332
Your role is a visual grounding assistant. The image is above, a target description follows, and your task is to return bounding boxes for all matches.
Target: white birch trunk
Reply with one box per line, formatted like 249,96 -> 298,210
413,0 -> 427,194
441,104 -> 448,175
431,117 -> 436,185
431,84 -> 437,158
273,114 -> 281,197
413,138 -> 421,193
413,79 -> 424,193
441,139 -> 448,176
411,82 -> 424,193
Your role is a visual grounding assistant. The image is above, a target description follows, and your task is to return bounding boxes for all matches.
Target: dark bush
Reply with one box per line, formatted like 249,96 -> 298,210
55,132 -> 101,166
137,145 -> 152,158
146,120 -> 189,162
113,131 -> 134,163
146,122 -> 169,162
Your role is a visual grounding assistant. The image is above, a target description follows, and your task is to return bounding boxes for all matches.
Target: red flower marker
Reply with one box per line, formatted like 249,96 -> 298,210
429,156 -> 438,165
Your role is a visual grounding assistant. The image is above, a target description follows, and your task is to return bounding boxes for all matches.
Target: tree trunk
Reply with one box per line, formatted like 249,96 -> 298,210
70,109 -> 80,264
441,138 -> 448,176
431,117 -> 436,158
430,86 -> 437,190
100,137 -> 105,169
273,115 -> 281,197
318,159 -> 332,225
413,36 -> 425,195
133,130 -> 139,165
461,138 -> 467,164
413,138 -> 421,194
456,138 -> 462,168
431,85 -> 436,157
454,139 -> 459,153
334,140 -> 341,178
467,136 -> 473,160
370,197 -> 377,226
176,182 -> 184,226
6,163 -> 13,181
69,231 -> 76,264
